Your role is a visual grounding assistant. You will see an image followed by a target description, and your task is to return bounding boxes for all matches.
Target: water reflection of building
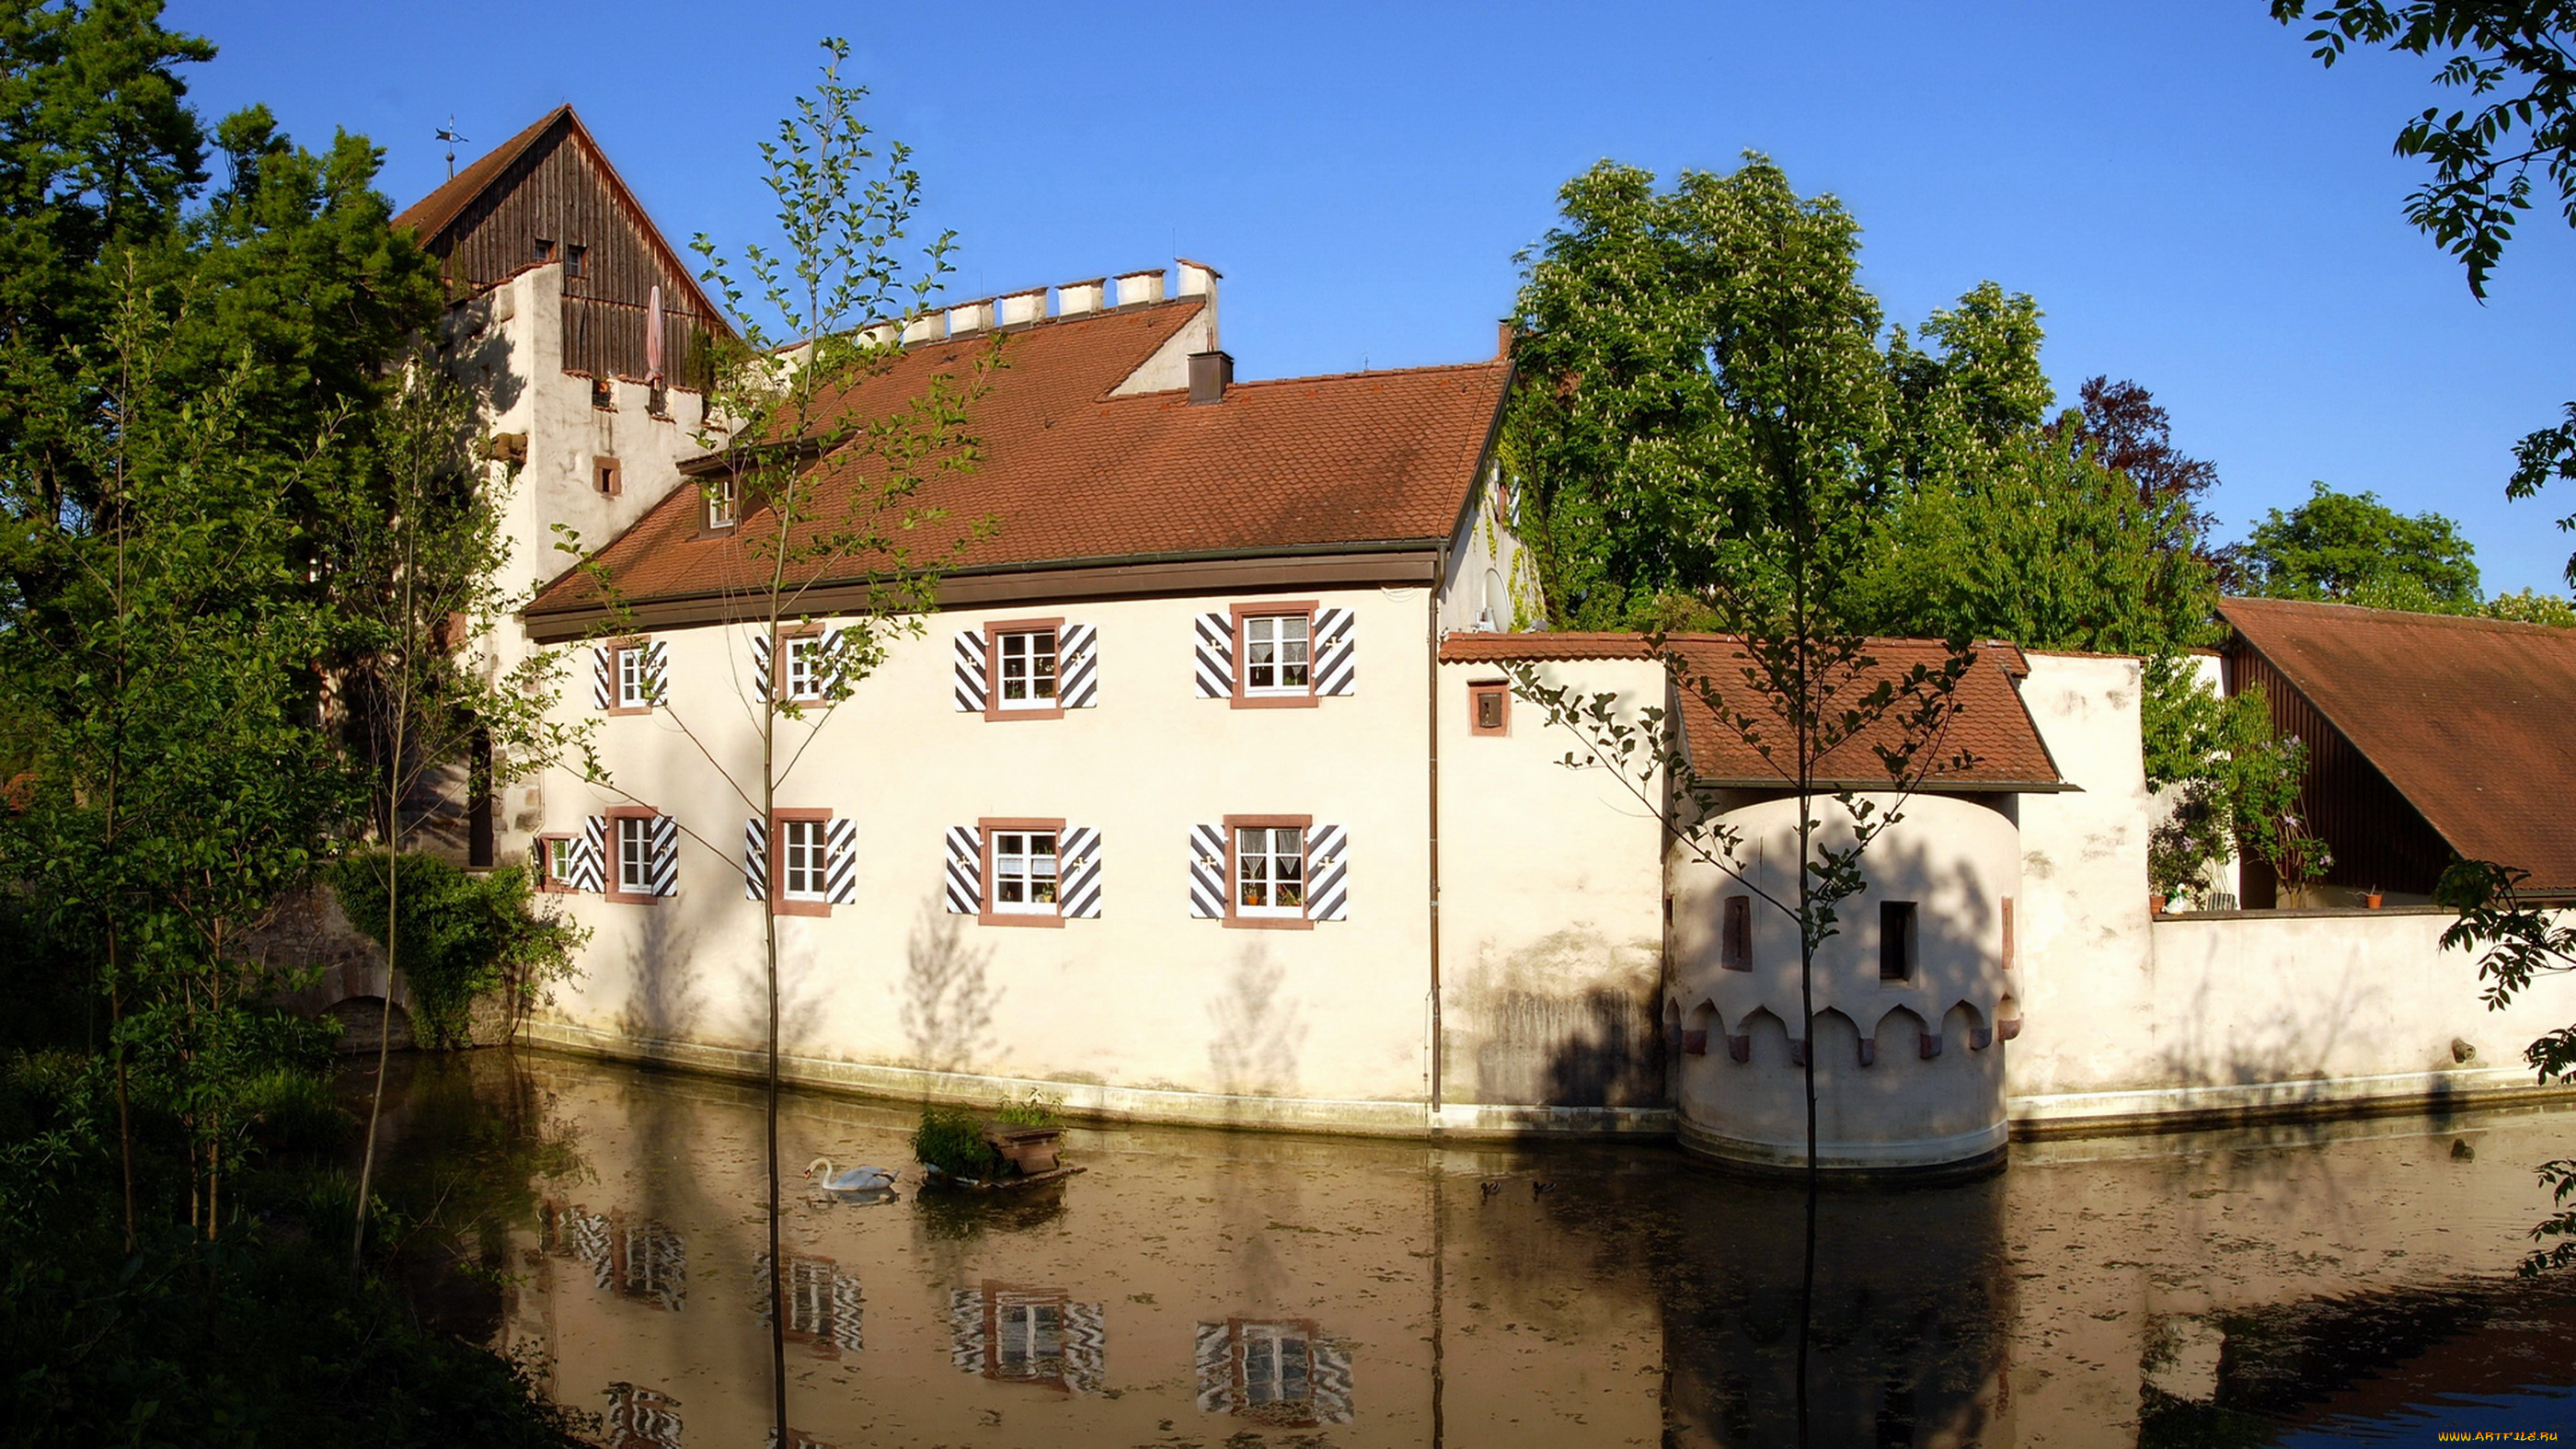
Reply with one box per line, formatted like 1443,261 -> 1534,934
948,1283 -> 1106,1394
540,1199 -> 686,1312
755,1254 -> 862,1359
1193,1317 -> 1354,1426
1656,1174 -> 2012,1447
602,1381 -> 683,1448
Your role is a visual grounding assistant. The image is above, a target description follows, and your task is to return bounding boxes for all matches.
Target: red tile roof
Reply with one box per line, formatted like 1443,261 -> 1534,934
1445,632 -> 2066,791
527,298 -> 1511,617
2220,595 -> 2576,891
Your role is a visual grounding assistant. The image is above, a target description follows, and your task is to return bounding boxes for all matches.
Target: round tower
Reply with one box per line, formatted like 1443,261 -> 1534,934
1667,790 -> 2021,1176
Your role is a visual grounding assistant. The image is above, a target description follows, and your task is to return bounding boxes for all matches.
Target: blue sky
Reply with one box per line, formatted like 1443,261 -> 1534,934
169,1 -> 2576,594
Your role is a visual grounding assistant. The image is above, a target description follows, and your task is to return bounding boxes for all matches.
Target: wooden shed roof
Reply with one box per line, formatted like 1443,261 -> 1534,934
2220,595 -> 2576,891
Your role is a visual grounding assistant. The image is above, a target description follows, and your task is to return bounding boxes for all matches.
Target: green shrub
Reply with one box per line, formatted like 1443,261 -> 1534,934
910,1105 -> 1000,1179
993,1090 -> 1063,1129
238,1067 -> 351,1152
328,853 -> 584,1049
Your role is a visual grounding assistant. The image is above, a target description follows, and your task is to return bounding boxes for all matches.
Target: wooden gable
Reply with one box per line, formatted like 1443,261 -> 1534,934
395,107 -> 730,390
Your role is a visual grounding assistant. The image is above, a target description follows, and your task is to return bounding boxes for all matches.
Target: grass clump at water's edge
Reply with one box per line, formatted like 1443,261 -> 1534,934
911,1106 -> 1002,1179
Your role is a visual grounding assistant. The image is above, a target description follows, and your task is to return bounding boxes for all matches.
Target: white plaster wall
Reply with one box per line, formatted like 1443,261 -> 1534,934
2009,651 -> 2156,1100
2015,908 -> 2576,1127
1435,656 -> 1666,1109
443,261 -> 718,868
527,586 -> 1438,1112
1669,791 -> 2018,1167
1433,471 -> 1540,637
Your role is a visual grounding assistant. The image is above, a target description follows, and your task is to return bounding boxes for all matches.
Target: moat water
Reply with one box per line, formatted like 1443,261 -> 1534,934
354,1051 -> 2576,1447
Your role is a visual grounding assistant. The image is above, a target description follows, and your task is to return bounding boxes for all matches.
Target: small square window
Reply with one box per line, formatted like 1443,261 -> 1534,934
538,834 -> 577,891
1880,901 -> 1916,983
534,236 -> 555,264
1236,825 -> 1305,916
566,243 -> 587,279
592,378 -> 615,411
992,831 -> 1059,914
996,628 -> 1058,708
1243,615 -> 1310,695
1469,679 -> 1509,735
780,819 -> 828,902
707,475 -> 738,529
615,644 -> 650,710
616,816 -> 653,895
783,637 -> 825,702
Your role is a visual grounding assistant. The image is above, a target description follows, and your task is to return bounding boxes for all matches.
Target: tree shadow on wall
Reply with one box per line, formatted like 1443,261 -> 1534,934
901,897 -> 1000,1075
1210,942 -> 1306,1102
1535,987 -> 1665,1110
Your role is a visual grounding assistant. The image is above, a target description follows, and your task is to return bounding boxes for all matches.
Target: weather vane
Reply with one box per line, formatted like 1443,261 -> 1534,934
436,116 -> 467,179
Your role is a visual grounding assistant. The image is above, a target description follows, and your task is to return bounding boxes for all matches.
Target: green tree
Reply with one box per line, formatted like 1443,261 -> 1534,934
0,0 -> 211,521
561,40 -> 996,1443
2240,479 -> 2483,610
2272,2 -> 2576,578
1503,152 -> 1978,1443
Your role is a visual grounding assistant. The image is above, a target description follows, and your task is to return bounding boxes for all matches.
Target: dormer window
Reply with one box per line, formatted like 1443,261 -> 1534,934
707,475 -> 739,530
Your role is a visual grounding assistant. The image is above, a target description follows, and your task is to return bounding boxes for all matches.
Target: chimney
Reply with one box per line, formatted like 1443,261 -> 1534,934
998,288 -> 1046,328
1057,278 -> 1106,316
900,311 -> 944,344
947,298 -> 994,335
1497,320 -> 1515,358
1188,350 -> 1233,405
1114,269 -> 1165,307
1177,258 -> 1221,351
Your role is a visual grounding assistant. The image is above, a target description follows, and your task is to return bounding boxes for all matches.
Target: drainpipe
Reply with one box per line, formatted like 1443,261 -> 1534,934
1427,554 -> 1445,1123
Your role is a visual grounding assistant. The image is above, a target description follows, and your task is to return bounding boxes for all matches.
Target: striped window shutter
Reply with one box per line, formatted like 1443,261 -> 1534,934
820,626 -> 849,696
826,818 -> 857,903
1306,822 -> 1348,921
1192,613 -> 1234,698
1060,826 -> 1102,918
643,640 -> 671,707
576,816 -> 606,891
748,629 -> 773,700
1059,623 -> 1099,708
1314,608 -> 1356,696
742,816 -> 766,900
649,814 -> 679,896
1188,823 -> 1225,918
943,825 -> 982,914
953,631 -> 988,711
592,646 -> 614,710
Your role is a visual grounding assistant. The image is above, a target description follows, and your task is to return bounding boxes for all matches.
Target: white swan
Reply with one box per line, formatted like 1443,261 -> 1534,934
803,1157 -> 895,1192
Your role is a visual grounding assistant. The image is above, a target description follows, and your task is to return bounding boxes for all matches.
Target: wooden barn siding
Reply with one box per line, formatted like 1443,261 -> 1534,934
428,121 -> 720,388
2225,640 -> 2452,899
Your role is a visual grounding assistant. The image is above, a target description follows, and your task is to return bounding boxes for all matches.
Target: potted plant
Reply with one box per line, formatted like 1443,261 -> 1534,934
912,1105 -> 1003,1186
984,1091 -> 1065,1176
2363,885 -> 2384,910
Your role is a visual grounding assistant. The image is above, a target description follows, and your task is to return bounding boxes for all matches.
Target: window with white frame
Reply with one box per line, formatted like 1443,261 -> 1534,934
995,1297 -> 1065,1381
992,831 -> 1059,914
784,637 -> 824,701
995,628 -> 1057,708
1243,615 -> 1309,694
615,644 -> 650,709
543,835 -> 577,888
1236,826 -> 1305,915
707,474 -> 739,530
1240,1322 -> 1315,1410
617,816 -> 653,894
779,819 -> 827,902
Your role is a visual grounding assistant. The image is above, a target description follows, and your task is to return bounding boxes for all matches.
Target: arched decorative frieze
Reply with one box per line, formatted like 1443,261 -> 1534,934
1943,999 -> 1991,1052
1995,993 -> 2023,1041
1734,1006 -> 1788,1066
1872,1005 -> 1934,1064
1811,1007 -> 1863,1069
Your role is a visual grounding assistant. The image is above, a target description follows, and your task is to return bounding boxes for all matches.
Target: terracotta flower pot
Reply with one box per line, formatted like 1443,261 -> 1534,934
2149,892 -> 2168,916
2364,892 -> 2384,910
